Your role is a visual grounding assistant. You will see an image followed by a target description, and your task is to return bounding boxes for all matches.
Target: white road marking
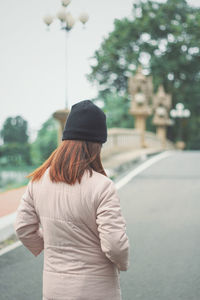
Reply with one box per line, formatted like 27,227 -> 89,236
116,150 -> 173,190
0,212 -> 17,231
0,240 -> 22,256
0,150 -> 173,256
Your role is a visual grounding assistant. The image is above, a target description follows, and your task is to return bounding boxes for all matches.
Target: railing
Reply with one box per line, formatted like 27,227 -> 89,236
101,128 -> 174,158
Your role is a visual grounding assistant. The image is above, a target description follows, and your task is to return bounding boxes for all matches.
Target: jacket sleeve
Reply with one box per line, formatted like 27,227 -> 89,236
96,180 -> 130,271
14,180 -> 44,257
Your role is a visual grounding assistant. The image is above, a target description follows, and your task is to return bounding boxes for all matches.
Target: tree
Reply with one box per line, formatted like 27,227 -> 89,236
98,93 -> 133,128
88,0 -> 200,148
1,116 -> 29,143
0,143 -> 31,166
0,116 -> 31,166
31,117 -> 58,165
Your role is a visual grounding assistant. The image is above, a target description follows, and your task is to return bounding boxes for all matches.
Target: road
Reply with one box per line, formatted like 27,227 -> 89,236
0,150 -> 200,300
119,150 -> 200,300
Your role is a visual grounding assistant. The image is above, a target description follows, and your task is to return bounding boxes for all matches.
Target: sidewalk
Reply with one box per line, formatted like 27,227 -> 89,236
0,147 -> 163,243
0,186 -> 27,218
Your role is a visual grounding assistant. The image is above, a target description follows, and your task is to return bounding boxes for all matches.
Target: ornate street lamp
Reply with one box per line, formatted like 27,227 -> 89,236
152,85 -> 173,149
134,92 -> 146,105
156,106 -> 167,117
170,103 -> 191,149
43,0 -> 89,144
128,66 -> 153,148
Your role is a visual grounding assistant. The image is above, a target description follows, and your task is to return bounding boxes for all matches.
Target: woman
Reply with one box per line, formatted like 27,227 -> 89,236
14,100 -> 130,300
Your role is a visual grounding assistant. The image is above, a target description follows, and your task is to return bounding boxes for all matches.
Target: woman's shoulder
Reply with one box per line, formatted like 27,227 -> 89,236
84,170 -> 115,190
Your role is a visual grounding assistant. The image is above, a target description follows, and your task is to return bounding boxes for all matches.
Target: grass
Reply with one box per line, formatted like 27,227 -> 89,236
0,179 -> 29,193
0,233 -> 19,250
0,165 -> 38,193
0,165 -> 37,172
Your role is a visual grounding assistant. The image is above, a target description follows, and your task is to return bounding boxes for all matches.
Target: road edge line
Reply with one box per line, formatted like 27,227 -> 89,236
0,240 -> 22,256
116,150 -> 173,190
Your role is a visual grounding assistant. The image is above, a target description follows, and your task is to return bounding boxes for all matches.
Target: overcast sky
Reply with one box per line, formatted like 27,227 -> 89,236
0,0 -> 199,142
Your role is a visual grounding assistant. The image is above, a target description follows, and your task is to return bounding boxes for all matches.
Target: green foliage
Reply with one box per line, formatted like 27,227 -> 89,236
0,116 -> 31,166
0,143 -> 31,166
0,116 -> 29,143
88,0 -> 200,149
31,117 -> 58,165
98,94 -> 133,128
0,115 -> 59,168
0,115 -> 59,190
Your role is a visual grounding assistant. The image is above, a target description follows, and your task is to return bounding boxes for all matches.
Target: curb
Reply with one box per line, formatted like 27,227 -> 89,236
0,212 -> 16,243
105,149 -> 163,179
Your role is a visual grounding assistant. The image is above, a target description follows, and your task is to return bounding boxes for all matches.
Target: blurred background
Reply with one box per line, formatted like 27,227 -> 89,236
1,2 -> 200,300
0,0 -> 200,191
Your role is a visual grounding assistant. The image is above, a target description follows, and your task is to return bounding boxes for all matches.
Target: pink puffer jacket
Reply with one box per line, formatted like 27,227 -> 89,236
14,167 -> 129,300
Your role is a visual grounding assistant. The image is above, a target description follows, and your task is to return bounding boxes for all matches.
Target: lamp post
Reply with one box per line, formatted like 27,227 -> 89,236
152,85 -> 173,149
170,103 -> 191,150
128,66 -> 153,148
43,0 -> 89,144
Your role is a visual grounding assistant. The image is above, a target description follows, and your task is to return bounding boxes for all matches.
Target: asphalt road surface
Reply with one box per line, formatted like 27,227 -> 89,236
119,150 -> 200,300
0,150 -> 199,300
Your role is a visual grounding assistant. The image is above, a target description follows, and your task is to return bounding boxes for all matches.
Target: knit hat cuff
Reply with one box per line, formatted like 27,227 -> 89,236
62,130 -> 107,143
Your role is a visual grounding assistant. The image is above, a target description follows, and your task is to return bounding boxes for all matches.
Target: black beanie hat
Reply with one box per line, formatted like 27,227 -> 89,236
62,100 -> 107,143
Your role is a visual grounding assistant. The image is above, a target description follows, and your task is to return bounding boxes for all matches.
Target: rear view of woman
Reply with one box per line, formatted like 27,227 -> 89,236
15,100 -> 129,300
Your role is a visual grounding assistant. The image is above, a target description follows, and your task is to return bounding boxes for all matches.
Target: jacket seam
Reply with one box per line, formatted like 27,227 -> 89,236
45,243 -> 101,249
40,215 -> 85,226
43,269 -> 119,277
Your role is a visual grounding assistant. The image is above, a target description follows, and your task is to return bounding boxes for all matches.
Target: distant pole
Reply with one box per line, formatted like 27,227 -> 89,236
152,85 -> 173,149
43,0 -> 89,144
170,103 -> 191,150
65,31 -> 69,109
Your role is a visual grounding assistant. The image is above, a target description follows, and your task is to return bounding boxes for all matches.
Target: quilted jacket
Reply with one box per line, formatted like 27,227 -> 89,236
14,167 -> 129,300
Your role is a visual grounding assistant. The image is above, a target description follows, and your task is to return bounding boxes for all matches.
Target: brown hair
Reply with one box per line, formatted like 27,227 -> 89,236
26,140 -> 106,185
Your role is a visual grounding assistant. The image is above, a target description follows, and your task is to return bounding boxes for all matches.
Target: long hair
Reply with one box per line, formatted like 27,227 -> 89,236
26,140 -> 107,185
